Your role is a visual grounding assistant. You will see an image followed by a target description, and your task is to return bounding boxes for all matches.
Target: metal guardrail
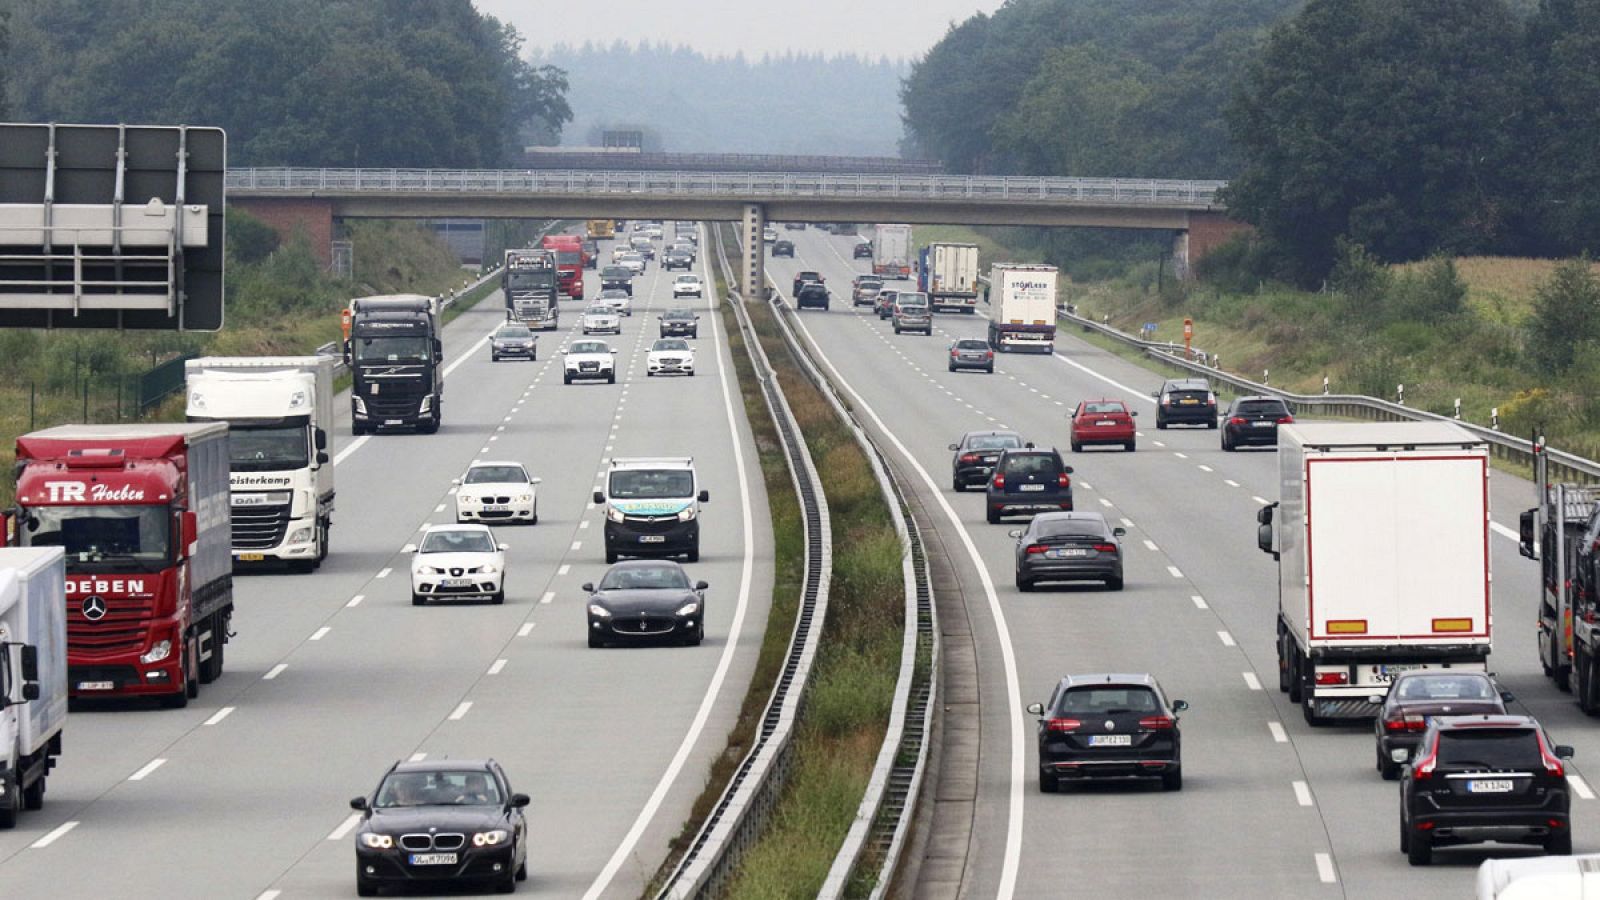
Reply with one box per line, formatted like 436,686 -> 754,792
520,151 -> 946,175
226,167 -> 1226,208
1057,307 -> 1600,482
655,225 -> 834,898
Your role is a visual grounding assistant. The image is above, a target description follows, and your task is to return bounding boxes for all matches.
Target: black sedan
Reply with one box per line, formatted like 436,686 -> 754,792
660,308 -> 700,339
853,241 -> 873,259
771,239 -> 795,257
985,448 -> 1073,523
1012,511 -> 1125,591
351,759 -> 529,896
949,430 -> 1025,491
585,560 -> 707,647
489,323 -> 537,362
1373,671 -> 1510,780
1028,673 -> 1188,793
1221,396 -> 1293,450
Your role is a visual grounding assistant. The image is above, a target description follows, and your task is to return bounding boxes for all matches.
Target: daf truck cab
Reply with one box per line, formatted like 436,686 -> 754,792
593,458 -> 709,564
347,295 -> 443,435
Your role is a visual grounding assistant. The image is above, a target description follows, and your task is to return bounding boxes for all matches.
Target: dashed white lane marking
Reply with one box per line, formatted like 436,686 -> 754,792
30,821 -> 78,848
570,541 -> 582,551
1293,781 -> 1315,806
1166,565 -> 1183,578
448,487 -> 458,495
1192,595 -> 1208,609
128,758 -> 167,781
1078,481 -> 1093,490
1153,441 -> 1165,448
435,503 -> 446,513
540,592 -> 554,605
1269,722 -> 1288,743
1225,479 -> 1240,487
1242,672 -> 1262,691
1252,496 -> 1270,505
1198,464 -> 1213,472
204,706 -> 235,726
481,446 -> 491,453
1315,852 -> 1337,884
1142,539 -> 1159,552
1120,518 -> 1134,528
1098,498 -> 1112,508
558,564 -> 572,575
401,543 -> 417,554
1174,452 -> 1189,459
1218,631 -> 1236,647
517,623 -> 535,637
346,594 -> 364,608
256,892 -> 282,900
376,567 -> 392,579
448,702 -> 472,721
1490,521 -> 1521,543
580,520 -> 590,529
409,753 -> 428,762
327,814 -> 362,841
263,664 -> 288,680
496,425 -> 505,432
309,627 -> 330,642
1570,775 -> 1596,800
487,659 -> 508,676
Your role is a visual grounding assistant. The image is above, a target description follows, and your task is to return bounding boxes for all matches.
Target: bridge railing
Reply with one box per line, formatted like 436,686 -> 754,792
226,167 -> 1226,207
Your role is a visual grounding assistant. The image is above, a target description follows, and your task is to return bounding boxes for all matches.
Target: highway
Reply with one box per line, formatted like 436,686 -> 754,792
0,228 -> 775,898
763,226 -> 1600,899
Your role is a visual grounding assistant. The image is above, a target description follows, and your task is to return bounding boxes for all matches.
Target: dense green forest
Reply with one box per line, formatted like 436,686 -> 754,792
1,0 -> 570,167
531,42 -> 908,156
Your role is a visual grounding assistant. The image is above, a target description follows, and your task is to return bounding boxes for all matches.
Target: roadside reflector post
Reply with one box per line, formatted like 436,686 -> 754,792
1323,376 -> 1329,395
1454,398 -> 1462,420
1492,407 -> 1500,431
1397,384 -> 1405,406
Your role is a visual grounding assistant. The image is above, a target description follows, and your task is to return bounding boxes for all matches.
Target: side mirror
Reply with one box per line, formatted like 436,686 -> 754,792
1256,502 -> 1276,526
1557,745 -> 1576,759
349,796 -> 369,811
452,478 -> 462,485
1026,702 -> 1045,716
20,683 -> 38,702
19,645 -> 37,681
1063,466 -> 1074,474
1112,527 -> 1126,538
1171,700 -> 1189,713
1150,390 -> 1159,398
581,583 -> 595,593
181,511 -> 199,558
497,543 -> 509,551
1519,508 -> 1538,560
433,339 -> 444,363
1008,529 -> 1023,539
695,581 -> 709,591
315,428 -> 328,451
1257,523 -> 1277,560
316,451 -> 329,465
530,477 -> 543,485
509,793 -> 531,808
593,491 -> 605,504
1130,411 -> 1138,417
948,443 -> 959,451
342,340 -> 352,363
698,490 -> 710,502
610,349 -> 617,355
1501,690 -> 1516,703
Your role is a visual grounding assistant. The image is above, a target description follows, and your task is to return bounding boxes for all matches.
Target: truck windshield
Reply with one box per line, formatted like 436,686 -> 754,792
610,470 -> 694,499
556,251 -> 581,266
231,424 -> 309,472
20,505 -> 171,569
507,271 -> 554,293
354,336 -> 430,362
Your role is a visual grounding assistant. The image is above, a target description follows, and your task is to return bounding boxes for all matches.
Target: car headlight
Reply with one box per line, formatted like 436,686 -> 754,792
361,832 -> 394,849
676,601 -> 700,617
476,563 -> 499,575
287,527 -> 312,544
516,494 -> 532,503
677,506 -> 698,522
606,507 -> 625,523
472,829 -> 509,847
140,639 -> 172,664
588,604 -> 613,618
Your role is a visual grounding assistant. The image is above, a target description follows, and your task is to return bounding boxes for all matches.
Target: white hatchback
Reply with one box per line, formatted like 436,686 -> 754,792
455,461 -> 541,525
411,524 -> 506,605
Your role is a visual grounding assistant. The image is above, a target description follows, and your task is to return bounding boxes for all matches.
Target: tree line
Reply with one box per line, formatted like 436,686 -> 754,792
0,0 -> 571,167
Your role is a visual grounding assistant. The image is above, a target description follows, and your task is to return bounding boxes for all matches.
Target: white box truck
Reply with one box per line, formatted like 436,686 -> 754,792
0,547 -> 66,827
186,356 -> 337,571
919,242 -> 981,312
1257,422 -> 1492,725
986,263 -> 1058,353
871,224 -> 913,280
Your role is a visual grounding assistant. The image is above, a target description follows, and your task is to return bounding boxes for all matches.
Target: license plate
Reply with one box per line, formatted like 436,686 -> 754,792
409,853 -> 458,866
1467,780 -> 1513,793
1020,484 -> 1046,492
236,553 -> 265,562
441,578 -> 473,588
385,419 -> 403,426
1253,420 -> 1273,428
482,505 -> 509,512
1179,399 -> 1199,405
77,680 -> 114,691
1049,548 -> 1089,558
640,535 -> 666,543
1377,664 -> 1426,681
1088,734 -> 1132,747
1097,420 -> 1117,426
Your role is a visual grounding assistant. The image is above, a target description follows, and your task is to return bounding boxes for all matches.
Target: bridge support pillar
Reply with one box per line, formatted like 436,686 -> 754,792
229,198 -> 336,268
1181,211 -> 1254,280
1171,230 -> 1191,281
740,203 -> 767,301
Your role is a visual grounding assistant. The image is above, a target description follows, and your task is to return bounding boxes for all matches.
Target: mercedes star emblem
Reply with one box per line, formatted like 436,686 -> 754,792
82,595 -> 108,621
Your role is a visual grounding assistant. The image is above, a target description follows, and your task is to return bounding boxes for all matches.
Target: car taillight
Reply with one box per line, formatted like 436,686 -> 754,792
1314,671 -> 1348,685
1384,715 -> 1427,732
1026,544 -> 1048,555
1277,415 -> 1295,424
1229,416 -> 1246,425
992,473 -> 1005,488
1138,715 -> 1175,730
1092,543 -> 1117,553
1540,734 -> 1566,778
951,350 -> 960,358
1207,393 -> 1217,406
1412,739 -> 1438,780
1058,473 -> 1071,488
986,351 -> 994,359
960,453 -> 980,464
1046,718 -> 1081,733
1159,393 -> 1170,405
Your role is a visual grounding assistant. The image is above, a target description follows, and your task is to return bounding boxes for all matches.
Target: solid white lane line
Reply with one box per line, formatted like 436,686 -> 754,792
30,821 -> 79,848
346,594 -> 364,608
1218,631 -> 1236,647
333,436 -> 369,466
1053,350 -> 1155,404
1570,775 -> 1596,800
1167,565 -> 1183,578
1192,595 -> 1208,609
1142,539 -> 1159,551
128,758 -> 167,781
376,567 -> 392,579
1293,781 -> 1315,806
204,706 -> 235,726
326,814 -> 362,841
309,627 -> 330,642
448,702 -> 472,721
487,659 -> 508,676
1269,722 -> 1288,743
440,324 -> 503,379
1315,853 -> 1337,883
1242,672 -> 1262,691
256,892 -> 282,900
517,623 -> 535,637
263,664 -> 288,680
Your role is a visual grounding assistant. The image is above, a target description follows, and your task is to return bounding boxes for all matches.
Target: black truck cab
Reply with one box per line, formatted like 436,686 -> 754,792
346,295 -> 444,435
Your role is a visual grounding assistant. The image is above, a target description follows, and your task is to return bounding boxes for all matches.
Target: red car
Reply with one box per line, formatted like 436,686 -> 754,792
1069,400 -> 1138,452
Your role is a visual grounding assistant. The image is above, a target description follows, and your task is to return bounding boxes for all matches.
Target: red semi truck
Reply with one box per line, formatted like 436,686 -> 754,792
541,234 -> 586,300
11,424 -> 233,707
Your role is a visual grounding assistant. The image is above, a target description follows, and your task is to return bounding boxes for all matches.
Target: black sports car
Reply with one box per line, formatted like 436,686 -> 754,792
351,758 -> 529,896
584,560 -> 708,647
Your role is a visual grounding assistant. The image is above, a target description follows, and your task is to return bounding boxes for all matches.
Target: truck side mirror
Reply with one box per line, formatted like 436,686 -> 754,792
19,645 -> 37,682
433,339 -> 444,363
1256,503 -> 1276,526
181,511 -> 199,558
342,340 -> 352,363
1519,508 -> 1537,560
698,490 -> 710,502
20,683 -> 38,701
315,428 -> 328,451
316,452 -> 329,465
1258,522 -> 1278,560
593,490 -> 605,505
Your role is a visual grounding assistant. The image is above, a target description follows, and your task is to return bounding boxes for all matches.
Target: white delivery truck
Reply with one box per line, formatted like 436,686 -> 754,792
1257,422 -> 1492,725
186,356 -> 337,571
871,224 -> 913,280
986,263 -> 1058,353
0,547 -> 66,827
920,242 -> 981,312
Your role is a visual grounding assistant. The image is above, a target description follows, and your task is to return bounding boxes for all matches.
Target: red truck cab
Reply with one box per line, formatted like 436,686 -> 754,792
541,235 -> 586,299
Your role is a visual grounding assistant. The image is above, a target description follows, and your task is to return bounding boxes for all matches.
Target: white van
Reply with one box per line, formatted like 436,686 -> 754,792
1478,855 -> 1600,899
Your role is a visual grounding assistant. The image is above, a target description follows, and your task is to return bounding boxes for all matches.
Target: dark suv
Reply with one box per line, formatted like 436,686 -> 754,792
795,283 -> 830,311
793,271 -> 824,295
659,308 -> 700,339
1027,673 -> 1187,792
1221,396 -> 1293,451
1152,378 -> 1217,428
985,448 -> 1073,523
1400,715 -> 1574,865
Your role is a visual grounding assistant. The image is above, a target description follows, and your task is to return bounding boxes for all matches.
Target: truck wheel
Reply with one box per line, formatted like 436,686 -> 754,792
317,523 -> 330,563
186,642 -> 200,699
1287,651 -> 1303,703
22,774 -> 44,811
1582,654 -> 1600,715
1277,636 -> 1290,693
199,616 -> 226,684
1556,662 -> 1572,692
0,769 -> 18,828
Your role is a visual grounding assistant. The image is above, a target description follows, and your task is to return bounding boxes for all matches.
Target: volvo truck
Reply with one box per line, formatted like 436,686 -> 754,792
1257,422 -> 1492,725
186,356 -> 336,571
347,295 -> 444,434
503,249 -> 560,330
919,242 -> 981,312
13,424 -> 233,707
0,547 -> 66,827
986,263 -> 1058,353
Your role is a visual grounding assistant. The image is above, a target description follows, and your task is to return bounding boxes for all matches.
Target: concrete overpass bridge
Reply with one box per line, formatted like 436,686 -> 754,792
226,167 -> 1243,287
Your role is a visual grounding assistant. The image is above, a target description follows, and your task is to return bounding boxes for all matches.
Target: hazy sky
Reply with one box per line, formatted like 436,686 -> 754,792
474,0 -> 1007,60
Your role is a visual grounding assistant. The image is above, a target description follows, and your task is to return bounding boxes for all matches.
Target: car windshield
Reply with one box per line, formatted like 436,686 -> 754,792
375,770 -> 503,808
955,340 -> 988,350
609,469 -> 694,499
1395,675 -> 1497,701
419,530 -> 495,554
570,341 -> 609,354
1083,402 -> 1127,415
665,309 -> 693,320
653,339 -> 690,352
1034,518 -> 1108,538
495,327 -> 532,339
599,564 -> 691,591
600,291 -> 628,300
966,433 -> 1023,451
1002,454 -> 1059,477
465,465 -> 528,485
602,267 -> 631,278
676,276 -> 699,283
354,336 -> 430,362
585,307 -> 613,317
229,423 -> 309,472
21,504 -> 171,569
1434,729 -> 1541,769
898,294 -> 929,307
556,251 -> 581,266
1237,400 -> 1288,415
1058,686 -> 1159,715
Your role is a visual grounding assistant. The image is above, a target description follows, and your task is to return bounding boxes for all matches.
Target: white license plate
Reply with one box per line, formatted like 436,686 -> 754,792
482,505 -> 509,512
1097,420 -> 1117,426
385,419 -> 403,426
1020,484 -> 1046,492
77,680 -> 114,691
409,853 -> 458,866
1088,734 -> 1132,747
640,535 -> 666,543
1252,421 -> 1273,428
1467,780 -> 1514,793
441,578 -> 473,588
1375,664 -> 1427,682
1049,548 -> 1089,558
